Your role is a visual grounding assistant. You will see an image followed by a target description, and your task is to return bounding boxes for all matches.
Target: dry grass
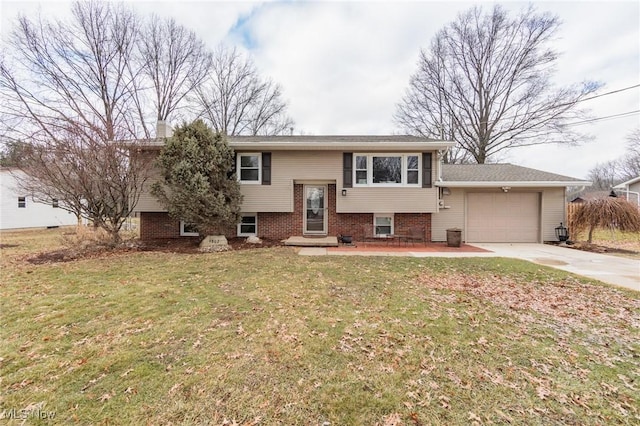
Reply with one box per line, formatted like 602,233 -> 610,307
1,228 -> 639,425
569,198 -> 640,243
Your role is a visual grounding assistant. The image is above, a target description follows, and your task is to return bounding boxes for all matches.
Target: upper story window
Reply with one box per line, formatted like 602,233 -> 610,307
18,197 -> 26,208
354,154 -> 420,186
52,198 -> 59,208
355,155 -> 368,184
406,155 -> 419,184
238,153 -> 261,183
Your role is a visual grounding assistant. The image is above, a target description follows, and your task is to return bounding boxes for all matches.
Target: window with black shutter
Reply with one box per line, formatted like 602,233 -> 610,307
262,152 -> 271,185
422,153 -> 432,188
343,153 -> 353,188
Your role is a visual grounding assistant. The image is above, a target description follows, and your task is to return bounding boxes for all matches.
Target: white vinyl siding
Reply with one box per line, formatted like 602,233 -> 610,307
0,170 -> 79,230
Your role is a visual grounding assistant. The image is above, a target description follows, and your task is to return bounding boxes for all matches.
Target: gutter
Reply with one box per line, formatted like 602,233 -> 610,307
435,181 -> 593,188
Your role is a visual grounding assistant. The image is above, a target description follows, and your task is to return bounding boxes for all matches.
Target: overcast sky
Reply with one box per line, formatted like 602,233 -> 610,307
1,0 -> 639,179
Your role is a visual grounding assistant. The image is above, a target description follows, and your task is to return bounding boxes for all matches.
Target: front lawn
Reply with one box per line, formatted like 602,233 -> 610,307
1,229 -> 638,425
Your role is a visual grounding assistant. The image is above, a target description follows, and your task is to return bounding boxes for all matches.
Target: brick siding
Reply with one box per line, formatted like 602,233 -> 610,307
139,184 -> 432,242
140,212 -> 181,239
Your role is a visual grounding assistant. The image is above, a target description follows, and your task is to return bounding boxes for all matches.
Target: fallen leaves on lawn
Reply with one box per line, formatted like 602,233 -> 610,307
417,272 -> 640,349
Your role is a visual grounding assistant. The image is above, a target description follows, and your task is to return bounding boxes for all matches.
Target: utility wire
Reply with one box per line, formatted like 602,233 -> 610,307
565,109 -> 640,127
575,84 -> 640,104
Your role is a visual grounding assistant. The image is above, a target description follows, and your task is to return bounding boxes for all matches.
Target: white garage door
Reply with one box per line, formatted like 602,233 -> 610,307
467,192 -> 540,243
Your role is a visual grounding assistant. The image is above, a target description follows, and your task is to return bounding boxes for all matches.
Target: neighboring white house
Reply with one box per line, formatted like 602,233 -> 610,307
613,176 -> 640,206
0,168 -> 78,230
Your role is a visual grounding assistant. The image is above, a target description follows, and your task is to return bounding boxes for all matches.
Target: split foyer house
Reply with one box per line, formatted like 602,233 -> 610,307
133,134 -> 590,244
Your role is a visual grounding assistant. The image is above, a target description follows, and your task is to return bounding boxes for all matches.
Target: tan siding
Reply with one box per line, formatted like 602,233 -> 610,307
431,187 -> 566,243
431,189 -> 465,241
134,149 -> 442,214
135,164 -> 166,212
467,192 -> 540,242
336,150 -> 439,213
239,151 -> 342,212
541,187 -> 566,241
336,187 -> 437,213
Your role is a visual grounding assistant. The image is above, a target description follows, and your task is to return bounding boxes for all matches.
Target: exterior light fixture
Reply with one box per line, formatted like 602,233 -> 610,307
341,189 -> 347,196
555,222 -> 569,242
501,186 -> 511,193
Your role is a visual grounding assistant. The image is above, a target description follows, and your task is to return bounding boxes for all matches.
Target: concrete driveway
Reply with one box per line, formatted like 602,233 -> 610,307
469,243 -> 639,292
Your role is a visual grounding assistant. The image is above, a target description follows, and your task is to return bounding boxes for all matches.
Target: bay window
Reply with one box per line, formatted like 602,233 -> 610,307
353,154 -> 421,186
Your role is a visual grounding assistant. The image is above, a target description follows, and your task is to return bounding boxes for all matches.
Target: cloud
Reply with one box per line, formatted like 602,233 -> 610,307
2,0 -> 638,179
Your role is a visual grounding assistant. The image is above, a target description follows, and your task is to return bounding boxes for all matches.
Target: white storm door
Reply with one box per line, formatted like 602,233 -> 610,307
304,185 -> 327,234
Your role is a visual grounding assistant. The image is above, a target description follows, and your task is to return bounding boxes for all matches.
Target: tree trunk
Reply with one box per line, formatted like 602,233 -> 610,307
587,226 -> 595,243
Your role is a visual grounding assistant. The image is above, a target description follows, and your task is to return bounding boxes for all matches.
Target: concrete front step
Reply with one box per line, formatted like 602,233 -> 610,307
284,236 -> 339,247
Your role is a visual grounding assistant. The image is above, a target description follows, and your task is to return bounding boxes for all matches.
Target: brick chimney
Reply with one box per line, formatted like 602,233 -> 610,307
156,121 -> 173,138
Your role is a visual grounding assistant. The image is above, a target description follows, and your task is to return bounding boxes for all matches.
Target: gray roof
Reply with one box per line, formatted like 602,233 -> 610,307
132,135 -> 455,151
441,164 -> 589,184
227,135 -> 442,143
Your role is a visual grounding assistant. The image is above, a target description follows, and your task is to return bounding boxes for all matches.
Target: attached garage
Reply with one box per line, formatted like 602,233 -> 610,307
466,192 -> 541,243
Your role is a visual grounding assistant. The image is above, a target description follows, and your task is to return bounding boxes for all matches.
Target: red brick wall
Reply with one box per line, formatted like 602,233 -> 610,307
140,212 -> 181,239
139,184 -> 432,242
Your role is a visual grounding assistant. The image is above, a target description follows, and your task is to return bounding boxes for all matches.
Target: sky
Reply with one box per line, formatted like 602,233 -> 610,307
1,0 -> 639,180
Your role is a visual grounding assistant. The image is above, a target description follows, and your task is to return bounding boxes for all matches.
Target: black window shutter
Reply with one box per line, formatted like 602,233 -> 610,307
422,153 -> 432,188
228,152 -> 237,180
262,152 -> 271,185
343,153 -> 353,188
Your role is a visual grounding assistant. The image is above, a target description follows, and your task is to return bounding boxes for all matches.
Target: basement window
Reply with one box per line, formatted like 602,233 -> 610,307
374,214 -> 394,237
180,221 -> 199,237
237,214 -> 257,237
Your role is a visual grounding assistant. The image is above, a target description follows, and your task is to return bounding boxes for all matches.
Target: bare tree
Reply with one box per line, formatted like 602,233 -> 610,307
1,1 -> 141,143
588,161 -> 621,191
193,46 -> 293,136
588,128 -> 640,190
395,4 -> 600,163
0,1 -> 211,242
15,133 -> 151,242
138,15 -> 213,129
620,128 -> 640,178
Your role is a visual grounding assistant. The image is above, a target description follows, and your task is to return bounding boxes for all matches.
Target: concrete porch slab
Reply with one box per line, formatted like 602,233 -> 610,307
284,236 -> 339,247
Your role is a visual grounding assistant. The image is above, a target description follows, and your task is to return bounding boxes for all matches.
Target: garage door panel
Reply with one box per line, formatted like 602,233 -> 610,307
467,193 -> 540,243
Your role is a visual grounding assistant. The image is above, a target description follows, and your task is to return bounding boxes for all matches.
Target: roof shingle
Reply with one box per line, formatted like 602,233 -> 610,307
441,164 -> 587,183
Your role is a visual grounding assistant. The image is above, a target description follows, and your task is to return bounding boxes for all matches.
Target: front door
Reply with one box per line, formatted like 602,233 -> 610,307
304,185 -> 327,235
